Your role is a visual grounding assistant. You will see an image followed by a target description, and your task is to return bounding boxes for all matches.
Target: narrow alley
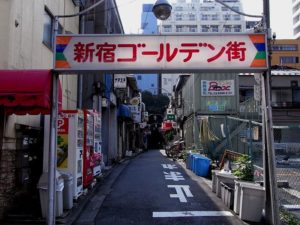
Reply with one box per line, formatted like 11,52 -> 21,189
74,150 -> 259,225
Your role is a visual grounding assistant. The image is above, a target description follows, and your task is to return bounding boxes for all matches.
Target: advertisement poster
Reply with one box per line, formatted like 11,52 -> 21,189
57,116 -> 69,168
201,80 -> 235,96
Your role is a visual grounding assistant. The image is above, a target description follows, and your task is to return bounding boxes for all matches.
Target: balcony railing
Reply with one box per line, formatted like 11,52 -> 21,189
271,101 -> 300,108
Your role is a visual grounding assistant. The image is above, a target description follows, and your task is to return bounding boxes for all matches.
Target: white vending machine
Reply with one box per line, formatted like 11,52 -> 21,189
91,110 -> 102,177
57,110 -> 84,199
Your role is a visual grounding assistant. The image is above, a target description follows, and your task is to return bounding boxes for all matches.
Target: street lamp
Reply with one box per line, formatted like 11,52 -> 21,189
152,0 -> 172,20
214,0 -> 279,225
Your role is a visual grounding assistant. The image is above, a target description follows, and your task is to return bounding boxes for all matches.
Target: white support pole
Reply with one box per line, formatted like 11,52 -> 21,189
47,16 -> 59,225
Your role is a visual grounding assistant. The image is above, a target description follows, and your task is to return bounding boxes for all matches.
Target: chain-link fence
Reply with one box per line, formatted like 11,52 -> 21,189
200,114 -> 300,210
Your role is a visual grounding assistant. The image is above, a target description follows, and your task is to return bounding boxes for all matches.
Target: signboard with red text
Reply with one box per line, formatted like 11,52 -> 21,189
201,80 -> 235,96
55,34 -> 267,72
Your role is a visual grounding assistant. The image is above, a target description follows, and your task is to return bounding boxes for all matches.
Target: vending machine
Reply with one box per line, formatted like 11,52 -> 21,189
83,110 -> 94,188
92,110 -> 102,177
57,110 -> 84,199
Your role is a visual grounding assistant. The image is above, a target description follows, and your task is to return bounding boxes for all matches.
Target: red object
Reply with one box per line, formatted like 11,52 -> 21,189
161,121 -> 173,131
83,109 -> 94,188
0,70 -> 62,115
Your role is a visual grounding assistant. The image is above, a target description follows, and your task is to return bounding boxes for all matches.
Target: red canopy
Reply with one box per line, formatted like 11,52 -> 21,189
0,70 -> 62,115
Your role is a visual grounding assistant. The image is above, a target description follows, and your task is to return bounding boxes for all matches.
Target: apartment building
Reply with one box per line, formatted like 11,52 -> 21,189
159,0 -> 247,97
271,39 -> 300,69
293,0 -> 300,39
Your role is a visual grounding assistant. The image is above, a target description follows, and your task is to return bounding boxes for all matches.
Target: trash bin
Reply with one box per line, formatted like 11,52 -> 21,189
60,171 -> 74,210
194,156 -> 211,177
37,171 -> 64,218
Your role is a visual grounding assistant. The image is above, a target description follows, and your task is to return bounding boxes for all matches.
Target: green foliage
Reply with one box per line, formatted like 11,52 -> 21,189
232,154 -> 254,181
280,209 -> 300,225
164,130 -> 174,141
142,91 -> 170,115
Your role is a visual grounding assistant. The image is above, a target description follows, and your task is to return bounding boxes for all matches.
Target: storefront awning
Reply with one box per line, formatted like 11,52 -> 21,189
117,104 -> 132,120
0,70 -> 62,115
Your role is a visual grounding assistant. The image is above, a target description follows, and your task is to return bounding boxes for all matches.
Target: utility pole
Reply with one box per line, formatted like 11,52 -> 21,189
262,1 -> 280,224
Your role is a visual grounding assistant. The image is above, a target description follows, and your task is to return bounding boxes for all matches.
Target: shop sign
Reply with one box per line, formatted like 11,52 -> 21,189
167,114 -> 176,121
201,80 -> 235,96
55,34 -> 267,72
114,74 -> 127,88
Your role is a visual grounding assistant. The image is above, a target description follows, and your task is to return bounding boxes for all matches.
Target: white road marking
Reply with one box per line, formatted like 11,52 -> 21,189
168,185 -> 193,202
162,164 -> 178,169
153,211 -> 234,218
164,171 -> 185,181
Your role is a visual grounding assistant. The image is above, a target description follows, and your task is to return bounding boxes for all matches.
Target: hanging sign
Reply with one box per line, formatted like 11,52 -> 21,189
114,74 -> 127,88
54,34 -> 267,72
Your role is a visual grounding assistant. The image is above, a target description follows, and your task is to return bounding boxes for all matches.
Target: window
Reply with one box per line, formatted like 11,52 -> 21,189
176,14 -> 183,21
272,89 -> 292,105
43,9 -> 63,49
223,25 -> 231,32
137,75 -> 142,80
188,25 -> 197,32
232,6 -> 239,11
239,89 -> 254,102
233,25 -> 241,32
279,56 -> 299,64
43,9 -> 53,48
211,25 -> 218,32
201,25 -> 209,32
272,44 -> 298,51
163,25 -> 172,32
271,87 -> 300,108
189,14 -> 196,21
211,14 -> 219,20
233,15 -> 241,20
202,14 -> 209,20
176,25 -> 183,32
222,7 -> 229,11
175,6 -> 183,11
224,14 -> 230,20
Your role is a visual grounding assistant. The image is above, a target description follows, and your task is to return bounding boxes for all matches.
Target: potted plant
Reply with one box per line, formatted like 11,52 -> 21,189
232,154 -> 265,222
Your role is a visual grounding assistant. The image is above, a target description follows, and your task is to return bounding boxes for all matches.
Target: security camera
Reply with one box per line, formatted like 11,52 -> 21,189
152,0 -> 172,20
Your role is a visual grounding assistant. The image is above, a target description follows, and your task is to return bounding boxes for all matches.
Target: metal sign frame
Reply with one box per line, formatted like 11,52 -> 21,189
54,33 -> 267,73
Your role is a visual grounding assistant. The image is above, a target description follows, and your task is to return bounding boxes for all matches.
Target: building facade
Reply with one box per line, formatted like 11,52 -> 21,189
271,39 -> 300,69
159,0 -> 247,97
292,0 -> 300,39
0,0 -> 80,219
135,4 -> 159,95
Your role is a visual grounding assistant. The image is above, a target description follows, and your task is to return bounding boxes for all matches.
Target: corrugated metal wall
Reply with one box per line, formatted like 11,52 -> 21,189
194,73 -> 239,115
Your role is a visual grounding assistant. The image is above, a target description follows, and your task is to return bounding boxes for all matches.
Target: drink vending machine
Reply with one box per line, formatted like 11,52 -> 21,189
57,110 -> 84,199
91,110 -> 102,177
83,110 -> 94,188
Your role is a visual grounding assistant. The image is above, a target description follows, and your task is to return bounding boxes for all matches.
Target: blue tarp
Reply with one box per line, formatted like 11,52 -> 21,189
117,104 -> 132,119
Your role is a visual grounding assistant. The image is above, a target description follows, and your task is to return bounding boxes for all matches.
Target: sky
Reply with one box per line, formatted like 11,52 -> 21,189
116,0 -> 294,39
